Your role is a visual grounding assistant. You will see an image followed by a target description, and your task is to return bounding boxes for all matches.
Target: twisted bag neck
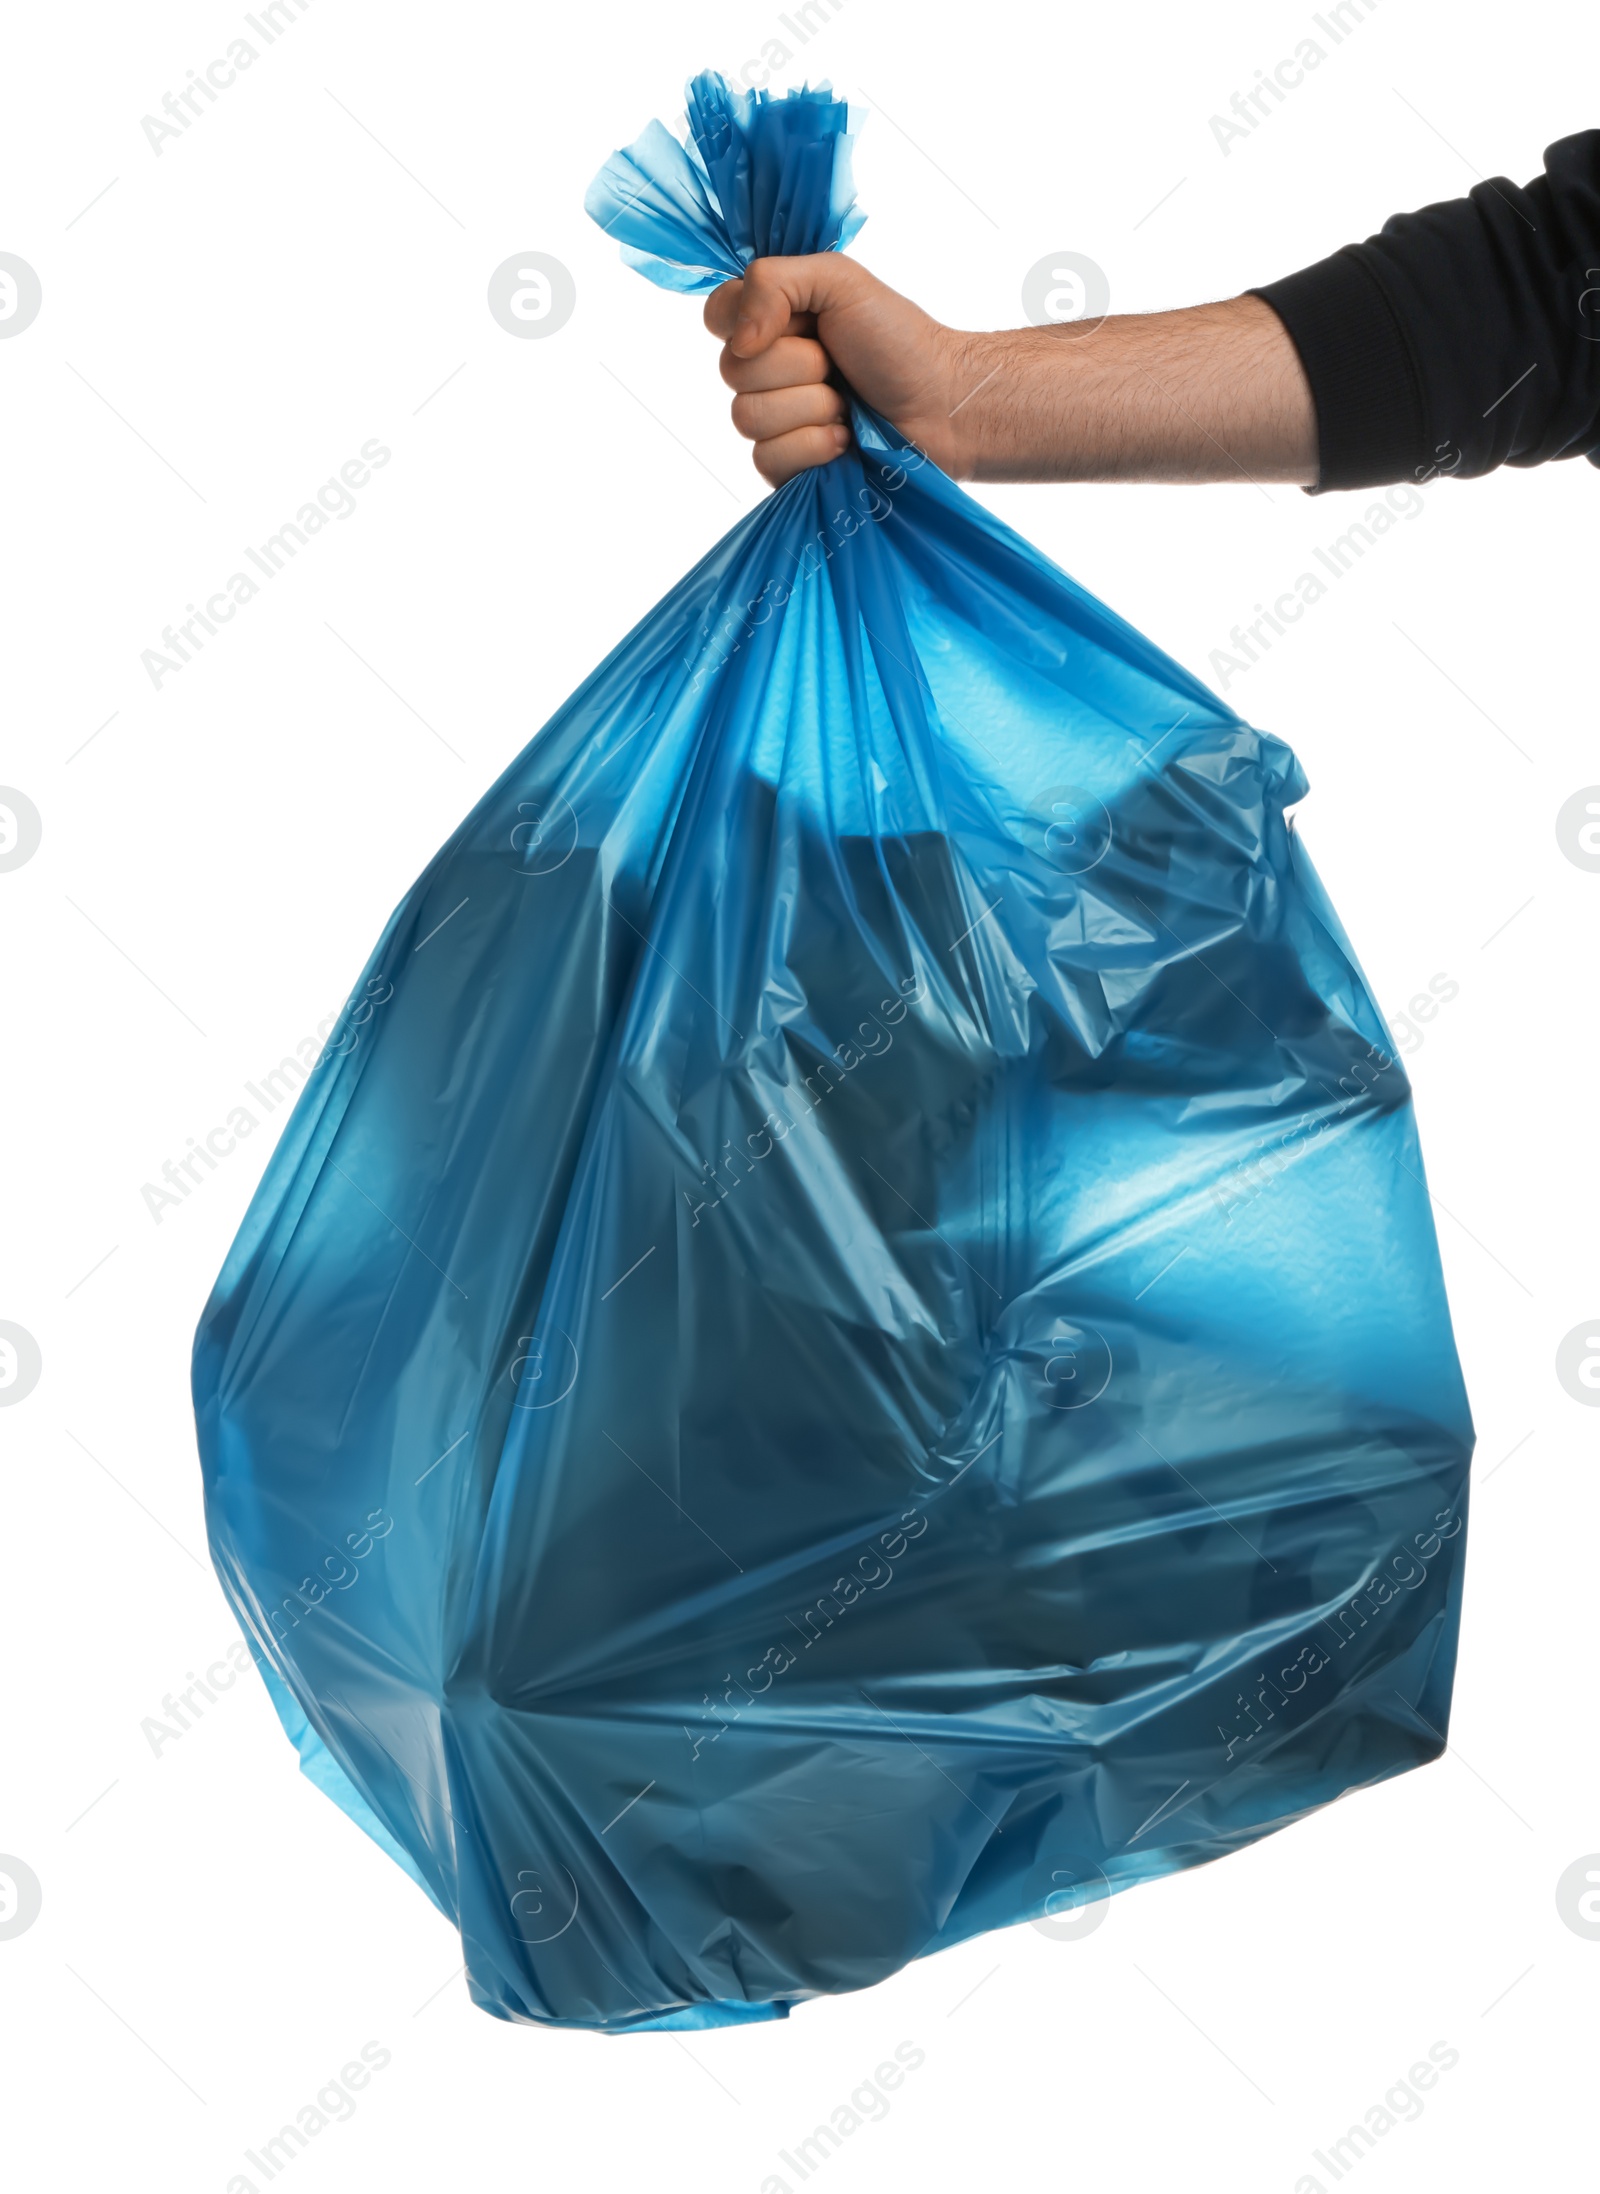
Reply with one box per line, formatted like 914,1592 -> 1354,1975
585,71 -> 866,295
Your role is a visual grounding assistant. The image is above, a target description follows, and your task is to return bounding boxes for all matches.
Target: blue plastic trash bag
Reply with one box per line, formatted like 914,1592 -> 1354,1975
193,72 -> 1473,2031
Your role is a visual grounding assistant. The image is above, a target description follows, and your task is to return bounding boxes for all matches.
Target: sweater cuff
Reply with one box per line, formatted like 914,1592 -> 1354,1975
1251,249 -> 1428,493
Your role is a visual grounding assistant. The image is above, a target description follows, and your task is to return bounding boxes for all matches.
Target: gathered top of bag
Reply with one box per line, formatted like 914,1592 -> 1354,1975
585,71 -> 865,293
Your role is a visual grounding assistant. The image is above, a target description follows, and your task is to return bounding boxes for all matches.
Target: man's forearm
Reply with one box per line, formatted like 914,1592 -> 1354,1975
708,262 -> 1319,489
943,296 -> 1318,486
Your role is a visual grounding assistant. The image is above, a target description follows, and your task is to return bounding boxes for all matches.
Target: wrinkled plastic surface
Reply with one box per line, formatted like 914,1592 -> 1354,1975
194,74 -> 1473,2031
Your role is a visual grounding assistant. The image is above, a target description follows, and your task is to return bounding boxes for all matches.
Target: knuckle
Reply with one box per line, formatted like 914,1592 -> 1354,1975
775,336 -> 828,385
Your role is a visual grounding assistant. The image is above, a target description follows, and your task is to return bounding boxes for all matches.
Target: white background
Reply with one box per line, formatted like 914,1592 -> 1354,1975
2,1 -> 1595,2188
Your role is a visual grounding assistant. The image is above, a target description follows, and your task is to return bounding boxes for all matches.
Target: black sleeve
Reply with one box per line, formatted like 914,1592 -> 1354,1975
1249,128 -> 1600,491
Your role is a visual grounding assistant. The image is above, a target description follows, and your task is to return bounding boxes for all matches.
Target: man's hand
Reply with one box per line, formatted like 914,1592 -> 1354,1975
705,255 -> 1319,491
705,257 -> 967,486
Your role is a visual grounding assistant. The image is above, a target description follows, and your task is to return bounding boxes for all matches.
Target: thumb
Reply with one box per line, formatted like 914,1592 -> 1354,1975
724,254 -> 857,355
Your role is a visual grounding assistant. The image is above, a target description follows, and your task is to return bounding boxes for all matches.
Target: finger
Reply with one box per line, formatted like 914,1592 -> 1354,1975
705,280 -> 819,345
728,255 -> 859,357
731,382 -> 848,444
703,278 -> 744,340
719,334 -> 833,394
752,421 -> 852,488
